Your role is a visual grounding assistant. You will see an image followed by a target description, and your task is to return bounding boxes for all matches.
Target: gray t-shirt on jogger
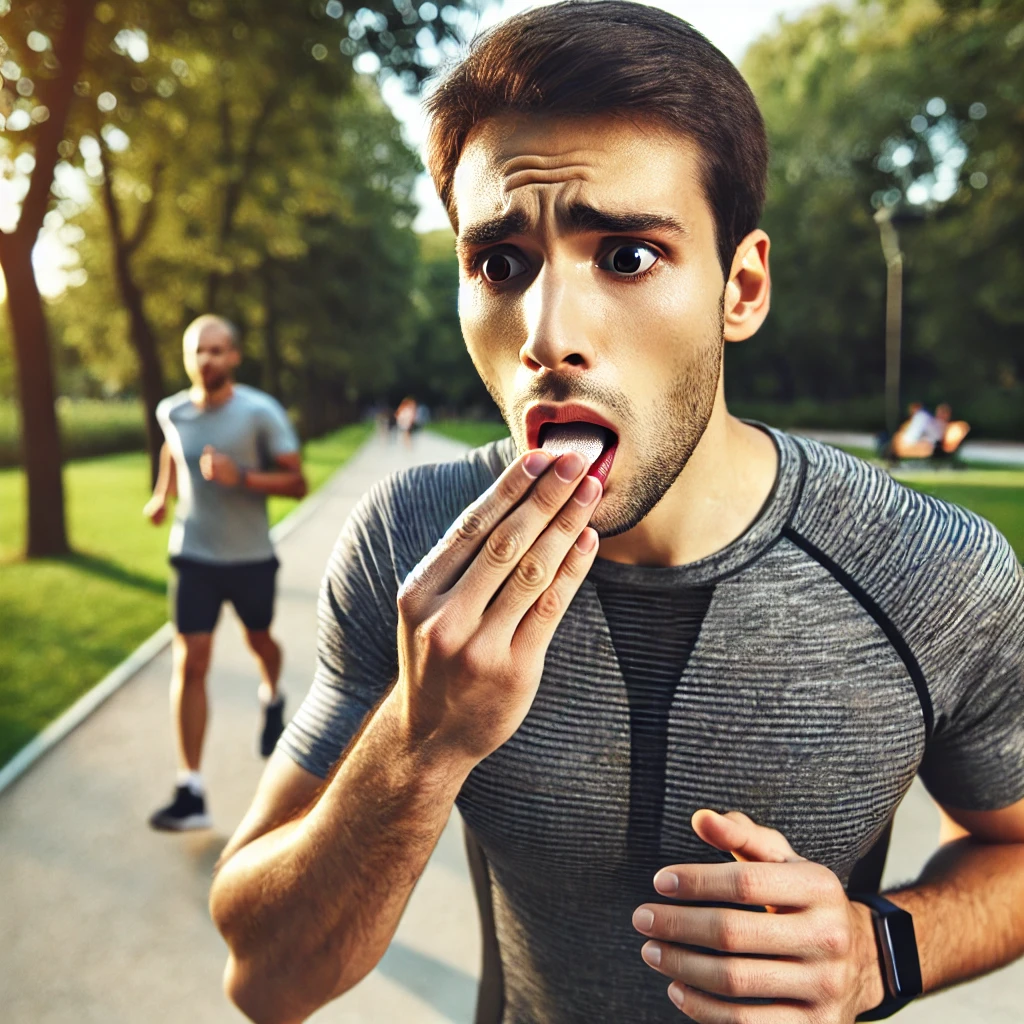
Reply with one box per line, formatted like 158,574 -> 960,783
156,384 -> 299,564
279,428 -> 1024,1024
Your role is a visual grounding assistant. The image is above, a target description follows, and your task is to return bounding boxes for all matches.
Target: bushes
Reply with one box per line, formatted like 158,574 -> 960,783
0,399 -> 146,468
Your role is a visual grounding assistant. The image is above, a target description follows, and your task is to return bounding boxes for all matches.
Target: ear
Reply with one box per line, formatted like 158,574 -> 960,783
723,229 -> 771,343
228,345 -> 242,369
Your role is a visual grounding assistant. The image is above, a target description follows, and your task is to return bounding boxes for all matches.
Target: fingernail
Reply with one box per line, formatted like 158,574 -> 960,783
633,908 -> 654,932
654,870 -> 679,894
555,452 -> 584,482
642,942 -> 661,967
575,528 -> 598,554
574,476 -> 601,505
524,452 -> 551,478
668,983 -> 685,1009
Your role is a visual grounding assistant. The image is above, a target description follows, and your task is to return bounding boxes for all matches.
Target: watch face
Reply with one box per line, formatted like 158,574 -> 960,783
880,911 -> 923,997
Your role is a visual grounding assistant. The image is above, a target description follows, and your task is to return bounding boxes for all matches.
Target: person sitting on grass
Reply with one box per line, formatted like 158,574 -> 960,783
892,402 -> 971,462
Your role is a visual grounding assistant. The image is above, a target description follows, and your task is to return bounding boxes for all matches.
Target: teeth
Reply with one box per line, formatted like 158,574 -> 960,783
540,423 -> 607,466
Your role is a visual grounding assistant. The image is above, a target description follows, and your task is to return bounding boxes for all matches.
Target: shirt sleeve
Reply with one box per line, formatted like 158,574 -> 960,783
277,483 -> 401,778
918,532 -> 1024,812
260,397 -> 300,460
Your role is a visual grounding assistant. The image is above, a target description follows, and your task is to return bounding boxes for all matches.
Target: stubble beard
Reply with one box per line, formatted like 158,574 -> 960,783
483,302 -> 726,539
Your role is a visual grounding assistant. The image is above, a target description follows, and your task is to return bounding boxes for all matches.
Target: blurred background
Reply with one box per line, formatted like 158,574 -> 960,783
2,0 -> 1023,778
2,0 -> 1022,789
1,2 -> 1023,1021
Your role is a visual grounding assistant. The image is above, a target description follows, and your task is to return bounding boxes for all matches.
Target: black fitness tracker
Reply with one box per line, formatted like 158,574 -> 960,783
850,892 -> 923,1020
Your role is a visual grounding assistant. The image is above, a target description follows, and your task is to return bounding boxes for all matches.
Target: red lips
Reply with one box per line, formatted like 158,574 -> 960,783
524,403 -> 620,485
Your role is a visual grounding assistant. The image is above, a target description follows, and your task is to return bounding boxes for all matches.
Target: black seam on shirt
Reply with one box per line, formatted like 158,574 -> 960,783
782,526 -> 935,740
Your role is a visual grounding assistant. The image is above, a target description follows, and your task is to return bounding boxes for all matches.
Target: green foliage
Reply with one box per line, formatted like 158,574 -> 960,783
0,422 -> 370,768
0,398 -> 145,467
430,419 -> 509,447
734,0 -> 1024,438
396,230 -> 497,414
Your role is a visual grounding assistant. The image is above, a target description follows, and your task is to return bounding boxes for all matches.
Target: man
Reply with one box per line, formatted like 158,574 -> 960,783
144,314 -> 307,831
209,5 -> 1024,1023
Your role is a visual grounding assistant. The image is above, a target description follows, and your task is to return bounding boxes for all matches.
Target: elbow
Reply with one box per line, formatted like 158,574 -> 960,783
224,953 -> 306,1024
222,945 -> 359,1024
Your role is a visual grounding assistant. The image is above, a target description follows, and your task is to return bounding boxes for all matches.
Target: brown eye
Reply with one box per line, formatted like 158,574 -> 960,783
600,243 -> 659,277
481,252 -> 527,283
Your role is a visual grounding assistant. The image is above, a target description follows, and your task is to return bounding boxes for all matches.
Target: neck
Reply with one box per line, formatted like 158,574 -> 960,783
190,380 -> 234,408
597,385 -> 778,568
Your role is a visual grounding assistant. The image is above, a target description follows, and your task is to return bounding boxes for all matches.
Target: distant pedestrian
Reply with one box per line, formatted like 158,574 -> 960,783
143,314 -> 307,831
395,395 -> 417,448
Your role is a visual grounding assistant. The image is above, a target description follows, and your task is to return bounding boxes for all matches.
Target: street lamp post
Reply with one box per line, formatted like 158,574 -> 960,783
874,207 -> 904,441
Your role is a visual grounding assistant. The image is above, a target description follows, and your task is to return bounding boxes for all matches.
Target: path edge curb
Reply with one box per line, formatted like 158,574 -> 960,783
0,456 -> 353,797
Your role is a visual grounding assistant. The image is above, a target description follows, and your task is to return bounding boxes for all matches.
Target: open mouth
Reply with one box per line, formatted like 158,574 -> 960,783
538,421 -> 619,486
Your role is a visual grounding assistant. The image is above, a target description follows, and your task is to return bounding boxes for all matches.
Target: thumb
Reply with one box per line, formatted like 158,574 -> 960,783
692,809 -> 803,864
202,445 -> 215,456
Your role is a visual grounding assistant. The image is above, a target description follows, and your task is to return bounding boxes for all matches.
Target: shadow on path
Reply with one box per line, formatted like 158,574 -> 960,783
377,940 -> 479,1023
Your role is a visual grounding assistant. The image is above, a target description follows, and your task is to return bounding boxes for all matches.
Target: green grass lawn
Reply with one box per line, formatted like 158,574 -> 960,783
430,422 -> 1023,557
0,423 -> 370,769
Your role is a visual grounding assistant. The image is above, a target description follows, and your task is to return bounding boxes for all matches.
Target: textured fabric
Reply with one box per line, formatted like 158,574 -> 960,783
157,384 -> 299,563
279,428 -> 1024,1024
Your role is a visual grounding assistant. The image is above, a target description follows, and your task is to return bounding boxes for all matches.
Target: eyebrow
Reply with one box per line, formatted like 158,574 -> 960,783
456,202 -> 688,260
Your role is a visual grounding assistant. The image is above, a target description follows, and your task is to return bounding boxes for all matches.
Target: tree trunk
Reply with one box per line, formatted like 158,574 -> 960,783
260,261 -> 283,400
0,0 -> 97,557
1,233 -> 69,556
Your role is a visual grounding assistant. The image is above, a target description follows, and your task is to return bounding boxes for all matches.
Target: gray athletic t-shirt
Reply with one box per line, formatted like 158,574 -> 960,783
279,428 -> 1024,1024
156,384 -> 299,564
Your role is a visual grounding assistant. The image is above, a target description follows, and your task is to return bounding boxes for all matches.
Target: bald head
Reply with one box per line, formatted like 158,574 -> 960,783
183,314 -> 239,352
182,314 -> 241,393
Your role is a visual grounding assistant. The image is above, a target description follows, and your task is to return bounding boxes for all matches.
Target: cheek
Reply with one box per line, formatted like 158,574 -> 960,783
459,283 -> 524,377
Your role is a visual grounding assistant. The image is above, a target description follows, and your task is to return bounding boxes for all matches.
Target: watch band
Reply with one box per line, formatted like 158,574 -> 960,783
850,892 -> 923,1020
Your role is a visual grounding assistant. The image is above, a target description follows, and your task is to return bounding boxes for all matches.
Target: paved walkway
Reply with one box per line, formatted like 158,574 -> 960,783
797,429 -> 1024,467
2,431 -> 1020,1023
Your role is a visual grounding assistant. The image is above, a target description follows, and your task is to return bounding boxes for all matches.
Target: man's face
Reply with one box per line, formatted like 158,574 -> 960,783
183,323 -> 239,392
453,114 -> 730,537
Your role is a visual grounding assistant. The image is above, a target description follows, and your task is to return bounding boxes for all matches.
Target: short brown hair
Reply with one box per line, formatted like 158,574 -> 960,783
425,0 -> 768,274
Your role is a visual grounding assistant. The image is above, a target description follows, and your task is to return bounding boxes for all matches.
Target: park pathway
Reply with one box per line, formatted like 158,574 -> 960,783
1,430 -> 1021,1023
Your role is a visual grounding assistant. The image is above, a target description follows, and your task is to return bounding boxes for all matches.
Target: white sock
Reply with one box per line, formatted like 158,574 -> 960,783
176,769 -> 204,795
259,683 -> 283,707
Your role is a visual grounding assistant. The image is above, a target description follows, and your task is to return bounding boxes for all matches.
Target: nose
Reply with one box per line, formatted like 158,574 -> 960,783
519,263 -> 594,374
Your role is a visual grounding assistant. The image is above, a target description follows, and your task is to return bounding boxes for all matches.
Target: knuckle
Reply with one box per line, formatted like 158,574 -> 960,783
496,472 -> 523,504
818,922 -> 849,959
816,965 -> 843,1001
732,870 -> 758,905
716,916 -> 745,952
718,962 -> 747,997
456,511 -> 486,543
514,556 -> 546,588
533,587 -> 561,621
553,508 -> 580,537
485,527 -> 521,566
531,482 -> 564,516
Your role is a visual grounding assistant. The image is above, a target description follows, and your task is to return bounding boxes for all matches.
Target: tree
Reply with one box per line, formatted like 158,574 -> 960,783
0,1 -> 96,556
735,0 -> 1024,437
0,0 -> 487,553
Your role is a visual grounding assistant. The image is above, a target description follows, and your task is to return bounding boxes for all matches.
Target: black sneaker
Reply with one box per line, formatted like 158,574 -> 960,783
259,695 -> 286,758
148,785 -> 212,832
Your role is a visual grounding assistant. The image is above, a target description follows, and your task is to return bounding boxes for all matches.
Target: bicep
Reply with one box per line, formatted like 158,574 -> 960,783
939,795 -> 1024,845
218,750 -> 324,868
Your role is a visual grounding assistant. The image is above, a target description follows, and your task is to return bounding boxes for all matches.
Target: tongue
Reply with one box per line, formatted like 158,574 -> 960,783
540,423 -> 607,466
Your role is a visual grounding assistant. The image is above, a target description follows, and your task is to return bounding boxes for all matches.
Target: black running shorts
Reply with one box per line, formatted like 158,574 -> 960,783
168,556 -> 279,634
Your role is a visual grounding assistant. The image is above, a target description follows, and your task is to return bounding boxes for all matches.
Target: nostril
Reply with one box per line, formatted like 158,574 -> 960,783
564,353 -> 585,366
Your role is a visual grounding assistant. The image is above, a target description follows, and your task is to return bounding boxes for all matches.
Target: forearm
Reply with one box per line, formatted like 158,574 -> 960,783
211,687 -> 471,1023
243,468 -> 307,498
152,443 -> 176,499
887,837 -> 1024,993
